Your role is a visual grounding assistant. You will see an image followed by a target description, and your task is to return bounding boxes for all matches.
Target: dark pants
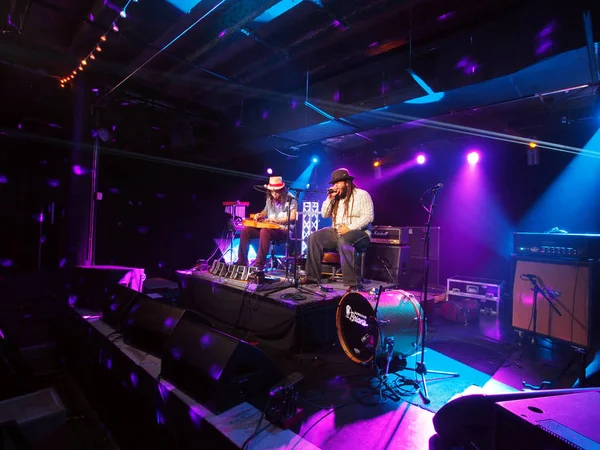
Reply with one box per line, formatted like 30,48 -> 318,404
237,227 -> 288,269
305,228 -> 370,285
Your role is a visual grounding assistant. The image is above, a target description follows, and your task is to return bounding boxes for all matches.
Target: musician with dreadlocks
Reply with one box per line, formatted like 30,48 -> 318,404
304,168 -> 374,288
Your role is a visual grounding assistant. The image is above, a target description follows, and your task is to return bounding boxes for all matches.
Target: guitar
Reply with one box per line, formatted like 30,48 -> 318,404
241,219 -> 283,230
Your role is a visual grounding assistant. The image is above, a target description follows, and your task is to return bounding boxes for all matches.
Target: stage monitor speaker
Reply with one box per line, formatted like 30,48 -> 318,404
0,388 -> 67,449
493,391 -> 600,450
123,296 -> 188,355
69,266 -> 145,310
161,312 -> 280,414
512,258 -> 598,349
364,244 -> 411,288
101,284 -> 141,331
433,388 -> 600,450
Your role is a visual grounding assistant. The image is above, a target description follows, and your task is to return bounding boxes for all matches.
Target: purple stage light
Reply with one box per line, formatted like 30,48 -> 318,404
416,154 -> 426,165
467,151 -> 480,165
72,165 -> 87,176
267,168 -> 273,175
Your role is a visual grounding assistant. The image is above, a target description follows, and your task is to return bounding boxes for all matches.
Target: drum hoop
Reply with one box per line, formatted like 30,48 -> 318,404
336,292 -> 378,364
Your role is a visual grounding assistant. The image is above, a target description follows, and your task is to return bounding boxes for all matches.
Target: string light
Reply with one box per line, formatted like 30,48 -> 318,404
57,0 -> 138,87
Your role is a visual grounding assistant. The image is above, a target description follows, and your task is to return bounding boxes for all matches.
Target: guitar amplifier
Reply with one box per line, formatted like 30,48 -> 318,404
371,226 -> 408,245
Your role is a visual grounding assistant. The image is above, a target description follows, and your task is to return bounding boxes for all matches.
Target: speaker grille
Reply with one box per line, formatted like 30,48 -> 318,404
364,245 -> 411,288
161,313 -> 280,413
512,258 -> 597,348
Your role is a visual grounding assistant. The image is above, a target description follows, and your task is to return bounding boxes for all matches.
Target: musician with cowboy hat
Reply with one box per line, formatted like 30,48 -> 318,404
237,176 -> 298,270
304,168 -> 374,288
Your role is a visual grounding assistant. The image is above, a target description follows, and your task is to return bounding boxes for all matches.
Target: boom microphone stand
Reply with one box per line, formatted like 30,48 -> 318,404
401,184 -> 459,404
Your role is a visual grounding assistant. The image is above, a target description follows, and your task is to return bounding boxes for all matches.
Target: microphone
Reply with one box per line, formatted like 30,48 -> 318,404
327,188 -> 337,195
430,183 -> 444,191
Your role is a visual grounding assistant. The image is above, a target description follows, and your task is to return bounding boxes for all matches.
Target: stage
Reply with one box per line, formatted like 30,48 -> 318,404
174,269 -> 441,351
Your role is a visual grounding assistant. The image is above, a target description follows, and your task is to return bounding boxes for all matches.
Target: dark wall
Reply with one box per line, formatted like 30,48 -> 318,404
94,155 -> 267,278
0,134 -> 71,272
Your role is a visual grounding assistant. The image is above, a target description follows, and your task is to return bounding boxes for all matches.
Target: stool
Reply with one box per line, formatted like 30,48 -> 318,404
266,240 -> 286,271
323,252 -> 342,279
321,248 -> 367,282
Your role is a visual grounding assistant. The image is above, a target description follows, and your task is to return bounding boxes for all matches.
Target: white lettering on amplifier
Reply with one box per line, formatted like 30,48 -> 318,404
345,305 -> 368,327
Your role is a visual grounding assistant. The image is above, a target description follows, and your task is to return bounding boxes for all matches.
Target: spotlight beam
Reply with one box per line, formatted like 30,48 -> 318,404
103,0 -> 227,98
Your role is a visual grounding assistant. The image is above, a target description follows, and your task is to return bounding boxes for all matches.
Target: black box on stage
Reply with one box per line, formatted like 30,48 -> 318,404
364,245 -> 411,288
447,276 -> 504,314
161,312 -> 280,414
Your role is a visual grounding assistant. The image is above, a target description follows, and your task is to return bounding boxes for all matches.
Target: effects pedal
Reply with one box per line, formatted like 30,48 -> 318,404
266,372 -> 304,429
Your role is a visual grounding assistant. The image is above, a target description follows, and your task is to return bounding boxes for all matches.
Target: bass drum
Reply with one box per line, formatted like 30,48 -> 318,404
336,290 -> 423,364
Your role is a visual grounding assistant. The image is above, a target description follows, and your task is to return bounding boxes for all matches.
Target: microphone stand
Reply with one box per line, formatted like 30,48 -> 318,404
521,274 -> 568,390
400,186 -> 459,404
261,186 -> 327,297
524,274 -> 562,344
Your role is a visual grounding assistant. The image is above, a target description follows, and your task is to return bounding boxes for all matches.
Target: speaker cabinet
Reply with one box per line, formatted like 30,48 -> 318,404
512,258 -> 598,348
405,226 -> 440,259
364,245 -> 411,288
123,296 -> 187,355
101,284 -> 140,331
161,313 -> 280,414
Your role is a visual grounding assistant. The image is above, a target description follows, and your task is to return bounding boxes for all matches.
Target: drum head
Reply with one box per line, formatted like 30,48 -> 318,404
336,292 -> 379,364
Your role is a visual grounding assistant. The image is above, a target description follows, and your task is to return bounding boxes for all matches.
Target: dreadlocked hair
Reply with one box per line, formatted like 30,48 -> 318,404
329,181 -> 356,225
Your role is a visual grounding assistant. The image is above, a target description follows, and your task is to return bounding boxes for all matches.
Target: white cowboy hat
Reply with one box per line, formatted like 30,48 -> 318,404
265,176 -> 285,190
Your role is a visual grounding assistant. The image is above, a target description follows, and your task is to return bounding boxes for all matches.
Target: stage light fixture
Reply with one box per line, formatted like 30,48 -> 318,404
81,60 -> 87,65
266,168 -> 273,175
312,157 -> 319,164
96,46 -> 102,52
467,151 -> 480,165
112,23 -> 119,32
416,154 -> 426,164
529,142 -> 537,148
120,10 -> 127,18
100,35 -> 107,42
373,159 -> 381,168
